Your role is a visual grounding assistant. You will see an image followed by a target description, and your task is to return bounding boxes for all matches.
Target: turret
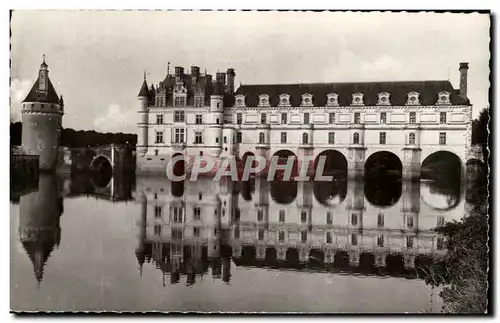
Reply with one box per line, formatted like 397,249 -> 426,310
226,68 -> 235,94
137,74 -> 150,156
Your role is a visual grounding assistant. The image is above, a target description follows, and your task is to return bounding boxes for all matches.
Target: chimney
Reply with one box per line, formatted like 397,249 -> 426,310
174,66 -> 184,82
226,68 -> 235,94
191,66 -> 200,85
459,62 -> 469,100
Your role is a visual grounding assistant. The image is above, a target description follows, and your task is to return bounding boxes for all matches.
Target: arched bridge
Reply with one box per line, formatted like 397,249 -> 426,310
68,144 -> 135,175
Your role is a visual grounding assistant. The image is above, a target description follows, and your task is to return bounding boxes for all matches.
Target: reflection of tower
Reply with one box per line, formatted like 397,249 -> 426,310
21,57 -> 64,171
19,174 -> 63,285
135,193 -> 147,275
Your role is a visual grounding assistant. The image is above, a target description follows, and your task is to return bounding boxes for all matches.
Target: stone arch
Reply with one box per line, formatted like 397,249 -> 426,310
89,155 -> 113,188
313,180 -> 347,207
365,151 -> 403,178
314,149 -> 348,180
364,151 -> 402,207
270,149 -> 298,181
421,150 -> 462,182
170,153 -> 186,179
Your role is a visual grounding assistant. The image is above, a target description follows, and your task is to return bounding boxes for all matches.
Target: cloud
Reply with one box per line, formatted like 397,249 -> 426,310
93,103 -> 136,134
10,78 -> 33,122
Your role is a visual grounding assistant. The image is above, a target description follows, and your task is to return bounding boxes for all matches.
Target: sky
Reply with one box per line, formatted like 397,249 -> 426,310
10,11 -> 490,134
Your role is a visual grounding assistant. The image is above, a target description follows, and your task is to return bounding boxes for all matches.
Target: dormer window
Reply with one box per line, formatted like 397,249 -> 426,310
407,92 -> 420,105
377,92 -> 391,105
437,91 -> 451,105
351,93 -> 364,106
326,93 -> 339,106
235,94 -> 246,107
301,93 -> 313,107
278,94 -> 291,107
258,94 -> 270,107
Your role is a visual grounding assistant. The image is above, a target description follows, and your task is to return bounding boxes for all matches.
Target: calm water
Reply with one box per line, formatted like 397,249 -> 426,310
10,172 -> 473,313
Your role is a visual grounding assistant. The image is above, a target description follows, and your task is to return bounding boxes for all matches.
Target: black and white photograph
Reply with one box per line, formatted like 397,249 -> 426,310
8,9 -> 491,314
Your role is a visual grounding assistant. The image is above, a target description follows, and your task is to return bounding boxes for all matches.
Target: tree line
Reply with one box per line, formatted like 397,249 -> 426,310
10,122 -> 137,148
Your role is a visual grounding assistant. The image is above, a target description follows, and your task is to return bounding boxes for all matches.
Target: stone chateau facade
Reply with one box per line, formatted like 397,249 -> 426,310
136,63 -> 473,180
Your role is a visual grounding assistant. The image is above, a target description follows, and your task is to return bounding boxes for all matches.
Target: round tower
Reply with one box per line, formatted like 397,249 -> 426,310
21,56 -> 64,171
137,73 -> 150,156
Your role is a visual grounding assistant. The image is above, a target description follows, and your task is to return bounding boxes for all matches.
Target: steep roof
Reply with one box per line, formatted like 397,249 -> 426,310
137,79 -> 150,98
235,80 -> 470,107
22,77 -> 60,104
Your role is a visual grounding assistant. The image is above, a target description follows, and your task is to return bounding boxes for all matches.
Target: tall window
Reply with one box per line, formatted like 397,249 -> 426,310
351,214 -> 358,225
156,114 -> 164,124
237,113 -> 243,125
281,132 -> 287,144
437,237 -> 444,250
174,110 -> 185,122
172,206 -> 183,223
172,228 -> 183,240
261,113 -> 267,124
407,215 -> 414,228
353,132 -> 360,144
155,131 -> 164,143
236,132 -> 242,144
440,112 -> 447,124
154,206 -> 162,218
301,210 -> 307,223
154,224 -> 162,236
279,231 -> 285,242
304,113 -> 310,124
354,112 -> 361,124
377,235 -> 384,247
380,112 -> 387,124
326,232 -> 332,244
328,132 -> 335,144
406,236 -> 414,248
279,210 -> 285,222
329,113 -> 335,124
154,149 -> 159,156
195,96 -> 203,107
281,113 -> 287,124
259,132 -> 265,144
174,128 -> 185,143
195,114 -> 203,124
379,132 -> 386,144
409,133 -> 416,145
302,133 -> 309,144
301,231 -> 307,243
409,112 -> 416,124
351,234 -> 358,246
439,132 -> 447,145
326,211 -> 332,224
194,207 -> 201,220
257,210 -> 263,221
258,229 -> 264,240
437,216 -> 445,227
174,96 -> 186,107
377,213 -> 384,227
234,227 -> 240,239
194,131 -> 203,144
193,227 -> 200,237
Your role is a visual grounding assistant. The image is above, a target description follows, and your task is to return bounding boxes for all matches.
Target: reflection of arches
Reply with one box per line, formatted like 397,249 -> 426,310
365,176 -> 402,207
241,246 -> 256,261
90,156 -> 113,188
171,180 -> 184,197
313,180 -> 347,206
420,180 -> 461,211
421,151 -> 462,182
359,253 -> 375,271
271,150 -> 298,180
386,254 -> 404,273
365,151 -> 402,178
241,152 -> 257,169
270,180 -> 297,204
334,251 -> 349,268
241,179 -> 254,201
265,247 -> 277,262
309,249 -> 324,265
171,153 -> 185,178
286,248 -> 299,264
314,150 -> 348,179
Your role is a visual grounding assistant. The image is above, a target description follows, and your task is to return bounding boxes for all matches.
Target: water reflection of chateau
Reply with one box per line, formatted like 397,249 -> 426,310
18,174 -> 64,285
134,176 -> 465,285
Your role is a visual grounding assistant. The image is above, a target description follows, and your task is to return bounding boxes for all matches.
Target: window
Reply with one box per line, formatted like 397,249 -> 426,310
380,112 -> 387,124
257,210 -> 263,221
354,112 -> 361,124
194,96 -> 204,107
259,132 -> 265,144
328,132 -> 335,144
195,114 -> 203,124
351,234 -> 358,246
174,128 -> 185,143
237,113 -> 242,125
198,193 -> 202,200
329,113 -> 335,124
301,210 -> 307,223
279,231 -> 285,242
281,113 -> 287,124
437,237 -> 444,250
234,227 -> 240,239
174,96 -> 186,107
216,118 -> 220,124
214,228 -> 218,236
304,113 -> 310,124
409,112 -> 416,124
301,231 -> 307,243
407,215 -> 414,228
407,236 -> 414,248
440,112 -> 447,124
258,229 -> 264,240
281,132 -> 287,144
155,131 -> 164,143
377,213 -> 384,227
215,137 -> 219,144
194,207 -> 201,220
236,132 -> 242,144
154,224 -> 162,236
439,132 -> 447,145
353,133 -> 360,144
326,232 -> 332,244
409,133 -> 416,145
193,227 -> 200,237
194,131 -> 203,144
261,113 -> 267,124
377,235 -> 384,247
172,206 -> 183,223
279,210 -> 285,222
174,110 -> 185,122
156,114 -> 164,124
154,149 -> 159,156
302,133 -> 309,144
379,132 -> 386,144
172,228 -> 183,240
154,206 -> 162,218
437,216 -> 445,227
217,102 -> 220,109
326,212 -> 332,224
224,136 -> 227,144
351,214 -> 358,225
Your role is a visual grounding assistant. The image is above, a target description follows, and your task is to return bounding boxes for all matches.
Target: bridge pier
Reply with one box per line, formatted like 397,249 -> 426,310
402,148 -> 422,181
347,147 -> 365,180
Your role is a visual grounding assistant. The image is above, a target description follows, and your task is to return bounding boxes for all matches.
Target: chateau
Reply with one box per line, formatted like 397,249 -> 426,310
136,63 -> 473,180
